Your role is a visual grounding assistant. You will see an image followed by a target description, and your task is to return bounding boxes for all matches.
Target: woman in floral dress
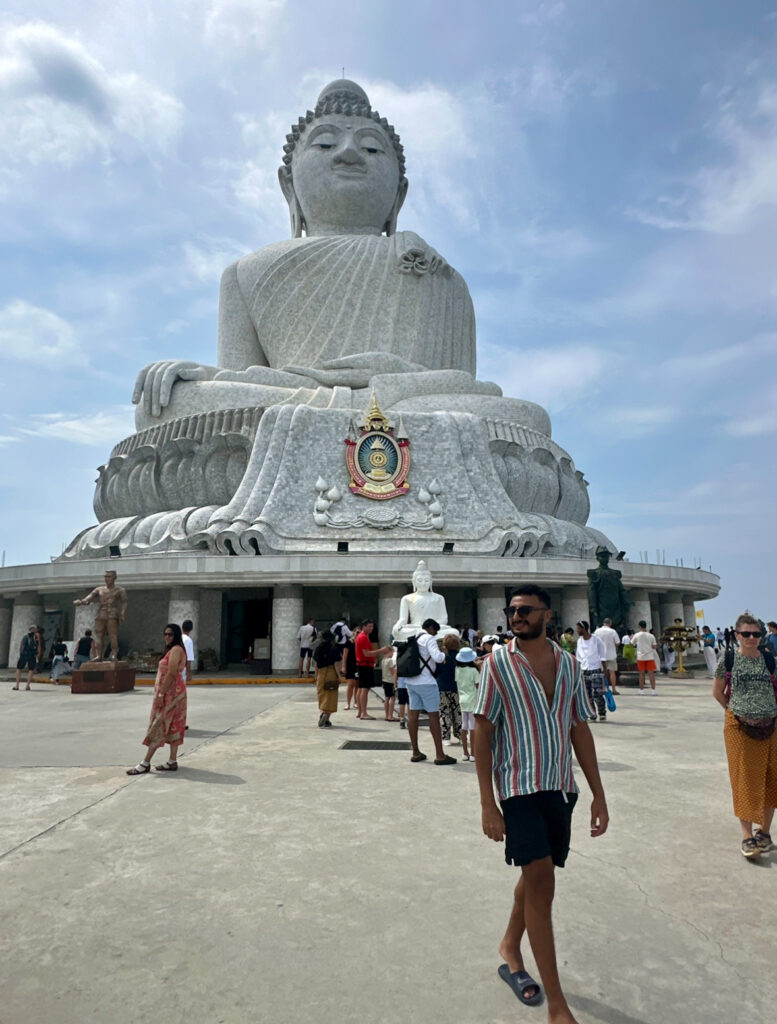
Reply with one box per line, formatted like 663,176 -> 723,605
127,623 -> 187,774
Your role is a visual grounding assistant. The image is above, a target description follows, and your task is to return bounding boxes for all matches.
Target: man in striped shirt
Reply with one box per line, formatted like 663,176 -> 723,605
474,584 -> 609,1022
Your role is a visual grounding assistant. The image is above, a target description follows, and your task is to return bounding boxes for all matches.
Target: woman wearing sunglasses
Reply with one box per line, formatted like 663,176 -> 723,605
713,613 -> 777,858
127,623 -> 188,775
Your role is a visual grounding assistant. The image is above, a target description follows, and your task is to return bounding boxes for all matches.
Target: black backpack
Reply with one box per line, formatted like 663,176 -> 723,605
22,632 -> 38,656
395,635 -> 434,678
333,623 -> 343,644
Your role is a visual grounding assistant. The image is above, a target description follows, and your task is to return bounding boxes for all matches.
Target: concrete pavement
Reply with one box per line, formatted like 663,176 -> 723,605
1,679 -> 775,1024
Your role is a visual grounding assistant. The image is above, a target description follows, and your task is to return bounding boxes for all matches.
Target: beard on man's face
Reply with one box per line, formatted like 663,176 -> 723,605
513,616 -> 546,641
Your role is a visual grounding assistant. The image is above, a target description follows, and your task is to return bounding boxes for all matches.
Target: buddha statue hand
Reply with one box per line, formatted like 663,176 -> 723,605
132,360 -> 219,418
281,352 -> 428,389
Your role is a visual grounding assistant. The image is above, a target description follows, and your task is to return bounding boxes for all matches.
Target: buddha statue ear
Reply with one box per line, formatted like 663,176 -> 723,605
383,177 -> 408,236
278,165 -> 307,238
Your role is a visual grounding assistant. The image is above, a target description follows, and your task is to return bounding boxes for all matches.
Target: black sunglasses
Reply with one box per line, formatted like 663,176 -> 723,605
737,630 -> 761,638
504,604 -> 547,619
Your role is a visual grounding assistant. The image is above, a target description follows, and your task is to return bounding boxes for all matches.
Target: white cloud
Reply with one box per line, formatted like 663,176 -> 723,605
607,405 -> 679,437
182,236 -> 252,282
0,21 -> 183,167
20,407 -> 136,446
204,0 -> 286,48
0,434 -> 19,448
724,389 -> 777,436
0,299 -> 79,362
628,83 -> 777,235
482,342 -> 612,412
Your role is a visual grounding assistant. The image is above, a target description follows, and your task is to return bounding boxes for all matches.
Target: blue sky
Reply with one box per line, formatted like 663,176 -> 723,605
1,0 -> 775,626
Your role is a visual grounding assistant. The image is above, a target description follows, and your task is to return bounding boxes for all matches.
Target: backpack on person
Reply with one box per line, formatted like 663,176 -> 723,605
395,635 -> 434,679
724,647 -> 777,739
332,623 -> 343,644
22,632 -> 38,656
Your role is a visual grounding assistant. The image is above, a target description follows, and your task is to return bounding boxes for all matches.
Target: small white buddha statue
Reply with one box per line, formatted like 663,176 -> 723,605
391,561 -> 459,642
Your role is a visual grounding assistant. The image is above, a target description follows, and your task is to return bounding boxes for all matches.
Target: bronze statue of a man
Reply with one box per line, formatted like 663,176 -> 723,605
587,548 -> 629,631
74,570 -> 128,661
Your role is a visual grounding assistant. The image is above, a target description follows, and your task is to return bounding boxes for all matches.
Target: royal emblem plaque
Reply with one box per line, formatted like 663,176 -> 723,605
345,392 -> 410,500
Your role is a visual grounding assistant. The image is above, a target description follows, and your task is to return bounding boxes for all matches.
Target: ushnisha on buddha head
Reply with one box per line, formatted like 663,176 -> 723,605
278,80 -> 408,238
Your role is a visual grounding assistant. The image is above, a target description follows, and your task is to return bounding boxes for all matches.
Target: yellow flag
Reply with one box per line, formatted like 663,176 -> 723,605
696,609 -> 704,619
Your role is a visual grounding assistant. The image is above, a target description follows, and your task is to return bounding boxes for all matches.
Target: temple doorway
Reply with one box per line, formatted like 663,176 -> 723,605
222,592 -> 271,669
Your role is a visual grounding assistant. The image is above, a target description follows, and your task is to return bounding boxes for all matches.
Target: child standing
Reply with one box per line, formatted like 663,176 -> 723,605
455,647 -> 480,761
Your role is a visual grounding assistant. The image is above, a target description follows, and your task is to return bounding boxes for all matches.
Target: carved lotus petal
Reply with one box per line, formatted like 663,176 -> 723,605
315,498 -> 330,512
428,500 -> 443,515
431,515 -> 445,529
428,478 -> 441,494
326,486 -> 341,502
315,476 -> 328,491
313,512 -> 328,525
417,488 -> 431,504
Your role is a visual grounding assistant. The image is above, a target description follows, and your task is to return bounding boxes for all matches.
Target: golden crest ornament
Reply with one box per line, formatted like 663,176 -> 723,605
345,391 -> 410,500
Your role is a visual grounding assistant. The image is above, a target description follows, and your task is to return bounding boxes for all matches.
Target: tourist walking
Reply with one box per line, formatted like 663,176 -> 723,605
404,618 -> 456,765
701,626 -> 717,676
594,618 -> 620,694
474,584 -> 608,1020
297,617 -> 317,677
343,636 -> 358,710
13,626 -> 38,691
438,634 -> 462,746
73,629 -> 95,668
713,613 -> 777,859
313,629 -> 340,727
126,623 -> 187,775
354,619 -> 391,720
456,646 -> 479,761
182,619 -> 196,681
576,621 -> 607,722
631,621 -> 657,693
49,639 -> 71,683
380,648 -> 398,721
764,622 -> 777,658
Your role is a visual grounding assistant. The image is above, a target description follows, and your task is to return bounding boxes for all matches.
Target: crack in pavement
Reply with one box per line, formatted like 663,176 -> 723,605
0,704 -> 279,863
570,846 -> 747,985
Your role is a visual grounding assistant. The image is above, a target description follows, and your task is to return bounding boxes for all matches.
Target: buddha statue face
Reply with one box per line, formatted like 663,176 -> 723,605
412,567 -> 432,594
283,113 -> 405,236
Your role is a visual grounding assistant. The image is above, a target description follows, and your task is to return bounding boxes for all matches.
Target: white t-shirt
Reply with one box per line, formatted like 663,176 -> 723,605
297,624 -> 316,649
632,630 -> 657,661
576,634 -> 606,671
182,630 -> 194,679
621,633 -> 632,645
594,626 -> 619,661
415,631 -> 446,684
332,621 -> 353,646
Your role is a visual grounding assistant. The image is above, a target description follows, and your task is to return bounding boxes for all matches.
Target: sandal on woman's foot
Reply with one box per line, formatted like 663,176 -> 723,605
741,836 -> 761,858
753,830 -> 774,853
127,763 -> 151,775
155,761 -> 178,772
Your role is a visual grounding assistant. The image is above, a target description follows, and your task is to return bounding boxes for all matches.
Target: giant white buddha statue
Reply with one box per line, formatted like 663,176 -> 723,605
132,79 -> 549,436
64,78 -> 613,560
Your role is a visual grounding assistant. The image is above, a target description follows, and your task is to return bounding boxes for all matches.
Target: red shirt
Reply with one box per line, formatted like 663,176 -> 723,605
355,631 -> 374,666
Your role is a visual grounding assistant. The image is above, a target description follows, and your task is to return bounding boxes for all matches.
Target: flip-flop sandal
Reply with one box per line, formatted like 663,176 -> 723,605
126,763 -> 151,775
497,963 -> 544,1006
410,753 -> 427,762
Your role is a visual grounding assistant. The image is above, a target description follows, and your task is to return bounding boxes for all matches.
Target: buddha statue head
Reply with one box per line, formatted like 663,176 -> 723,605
412,559 -> 433,594
278,79 -> 409,238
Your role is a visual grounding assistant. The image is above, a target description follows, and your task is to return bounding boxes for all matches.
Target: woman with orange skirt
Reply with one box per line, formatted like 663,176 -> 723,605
127,623 -> 187,774
713,613 -> 777,858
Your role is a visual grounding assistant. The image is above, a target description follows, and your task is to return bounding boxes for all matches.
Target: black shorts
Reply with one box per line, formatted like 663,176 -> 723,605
17,653 -> 36,671
396,686 -> 409,706
356,665 -> 374,689
382,683 -> 395,699
299,647 -> 312,657
501,790 -> 578,869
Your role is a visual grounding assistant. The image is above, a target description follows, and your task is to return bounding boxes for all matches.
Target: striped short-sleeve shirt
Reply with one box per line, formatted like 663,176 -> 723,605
474,638 -> 594,801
